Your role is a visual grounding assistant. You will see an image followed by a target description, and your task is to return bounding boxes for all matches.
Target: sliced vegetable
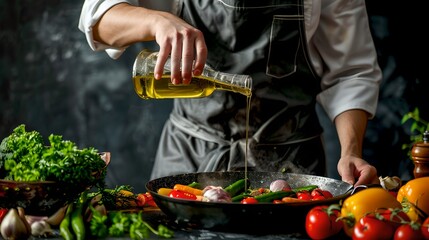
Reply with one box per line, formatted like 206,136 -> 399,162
157,188 -> 173,196
173,184 -> 203,196
169,189 -> 197,200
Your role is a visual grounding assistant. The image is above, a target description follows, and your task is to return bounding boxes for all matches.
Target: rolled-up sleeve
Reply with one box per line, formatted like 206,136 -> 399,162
78,0 -> 138,59
308,0 -> 382,121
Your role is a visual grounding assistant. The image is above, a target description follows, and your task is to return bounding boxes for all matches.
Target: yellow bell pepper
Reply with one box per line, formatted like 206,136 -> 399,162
397,176 -> 429,223
340,187 -> 402,237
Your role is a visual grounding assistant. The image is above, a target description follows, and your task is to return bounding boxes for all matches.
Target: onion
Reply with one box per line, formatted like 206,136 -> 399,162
269,179 -> 291,192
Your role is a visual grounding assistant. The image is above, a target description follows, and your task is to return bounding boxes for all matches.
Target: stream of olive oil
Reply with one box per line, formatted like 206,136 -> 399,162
244,95 -> 251,191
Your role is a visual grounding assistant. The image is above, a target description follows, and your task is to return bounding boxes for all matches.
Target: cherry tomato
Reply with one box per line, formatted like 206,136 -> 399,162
421,217 -> 429,239
305,204 -> 343,239
353,214 -> 395,240
241,197 -> 258,204
297,191 -> 312,201
311,188 -> 333,200
394,223 -> 425,240
137,192 -> 157,207
169,189 -> 197,200
376,208 -> 411,229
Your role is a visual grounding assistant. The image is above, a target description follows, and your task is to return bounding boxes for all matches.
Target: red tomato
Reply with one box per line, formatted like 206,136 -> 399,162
297,191 -> 312,201
305,204 -> 343,239
394,223 -> 425,240
376,208 -> 411,229
353,214 -> 395,240
422,217 -> 429,239
421,217 -> 429,239
169,189 -> 197,200
310,188 -> 333,200
241,197 -> 258,204
137,192 -> 157,207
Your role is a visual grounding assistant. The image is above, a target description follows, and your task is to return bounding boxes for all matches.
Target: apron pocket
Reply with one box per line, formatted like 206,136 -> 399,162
266,15 -> 303,78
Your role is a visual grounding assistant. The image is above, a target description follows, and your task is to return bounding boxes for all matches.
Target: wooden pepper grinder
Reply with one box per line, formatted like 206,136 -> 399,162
411,131 -> 429,178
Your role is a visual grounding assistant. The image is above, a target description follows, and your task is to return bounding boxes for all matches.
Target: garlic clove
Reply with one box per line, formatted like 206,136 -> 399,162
379,176 -> 402,191
30,220 -> 53,237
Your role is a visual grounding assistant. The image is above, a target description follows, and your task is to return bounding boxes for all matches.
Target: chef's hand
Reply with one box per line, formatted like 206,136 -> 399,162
93,3 -> 207,84
337,155 -> 379,186
152,11 -> 207,85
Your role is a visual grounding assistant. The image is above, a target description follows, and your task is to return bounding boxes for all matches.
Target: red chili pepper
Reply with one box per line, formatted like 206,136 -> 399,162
0,208 -> 8,224
169,189 -> 197,200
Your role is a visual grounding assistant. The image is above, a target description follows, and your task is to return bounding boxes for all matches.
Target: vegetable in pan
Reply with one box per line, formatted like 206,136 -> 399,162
163,178 -> 333,204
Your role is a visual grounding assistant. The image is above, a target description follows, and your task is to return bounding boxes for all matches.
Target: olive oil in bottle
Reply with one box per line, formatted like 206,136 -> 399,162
132,50 -> 252,99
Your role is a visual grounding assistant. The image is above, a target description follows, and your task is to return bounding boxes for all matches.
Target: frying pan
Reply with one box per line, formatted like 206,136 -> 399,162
146,171 -> 353,234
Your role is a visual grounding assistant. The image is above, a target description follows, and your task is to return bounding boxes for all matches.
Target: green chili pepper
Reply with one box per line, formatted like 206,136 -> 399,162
292,184 -> 318,193
59,203 -> 75,240
224,179 -> 247,197
71,192 -> 87,240
254,190 -> 295,202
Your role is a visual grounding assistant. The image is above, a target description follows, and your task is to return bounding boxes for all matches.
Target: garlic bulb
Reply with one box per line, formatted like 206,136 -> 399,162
202,186 -> 232,202
30,220 -> 53,237
0,208 -> 31,240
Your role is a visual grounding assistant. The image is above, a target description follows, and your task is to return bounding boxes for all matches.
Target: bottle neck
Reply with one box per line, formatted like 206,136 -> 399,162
202,64 -> 252,96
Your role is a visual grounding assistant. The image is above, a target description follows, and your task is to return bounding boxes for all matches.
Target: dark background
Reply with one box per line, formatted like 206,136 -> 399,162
0,0 -> 426,192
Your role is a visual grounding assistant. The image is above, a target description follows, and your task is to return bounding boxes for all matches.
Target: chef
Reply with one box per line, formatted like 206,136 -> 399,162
79,0 -> 381,186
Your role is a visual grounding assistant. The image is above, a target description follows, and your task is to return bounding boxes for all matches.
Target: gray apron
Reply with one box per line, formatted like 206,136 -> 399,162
150,0 -> 325,179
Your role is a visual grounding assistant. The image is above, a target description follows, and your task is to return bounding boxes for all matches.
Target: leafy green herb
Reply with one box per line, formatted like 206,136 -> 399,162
0,124 -> 106,189
89,209 -> 174,239
88,204 -> 109,238
401,107 -> 429,156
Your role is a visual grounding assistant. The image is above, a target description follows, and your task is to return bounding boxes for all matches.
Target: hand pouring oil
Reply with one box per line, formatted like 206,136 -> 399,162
132,49 -> 252,99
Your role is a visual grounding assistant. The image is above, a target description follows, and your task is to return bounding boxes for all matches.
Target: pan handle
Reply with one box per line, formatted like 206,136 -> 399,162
347,183 -> 383,195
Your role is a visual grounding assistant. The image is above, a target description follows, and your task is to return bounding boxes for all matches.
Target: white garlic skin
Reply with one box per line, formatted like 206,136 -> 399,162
202,186 -> 232,202
0,208 -> 31,240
